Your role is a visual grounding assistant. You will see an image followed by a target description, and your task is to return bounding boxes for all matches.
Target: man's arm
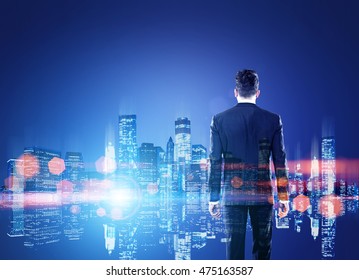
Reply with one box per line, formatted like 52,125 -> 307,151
272,115 -> 290,217
208,116 -> 223,218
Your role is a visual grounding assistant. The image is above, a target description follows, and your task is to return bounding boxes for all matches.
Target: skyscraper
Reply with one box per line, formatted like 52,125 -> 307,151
166,137 -> 174,164
23,147 -> 62,248
118,115 -> 137,172
322,137 -> 336,195
6,159 -> 25,237
64,152 -> 85,186
63,152 -> 86,241
174,117 -> 191,164
138,143 -> 157,187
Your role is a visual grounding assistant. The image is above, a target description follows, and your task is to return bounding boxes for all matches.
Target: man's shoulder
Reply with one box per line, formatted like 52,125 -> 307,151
256,106 -> 281,120
214,104 -> 281,121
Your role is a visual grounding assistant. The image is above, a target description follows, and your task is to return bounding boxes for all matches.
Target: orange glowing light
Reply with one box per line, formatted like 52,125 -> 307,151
57,180 -> 74,198
48,157 -> 65,175
147,183 -> 159,195
319,195 -> 343,218
16,154 -> 40,179
277,177 -> 289,187
293,194 -> 310,213
231,176 -> 243,188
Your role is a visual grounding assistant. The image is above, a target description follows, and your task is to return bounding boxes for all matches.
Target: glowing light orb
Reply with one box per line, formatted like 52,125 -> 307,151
293,194 -> 310,213
231,176 -> 243,188
48,157 -> 65,175
277,177 -> 289,187
103,176 -> 142,220
319,195 -> 343,218
96,207 -> 107,217
147,183 -> 159,195
16,154 -> 39,179
95,156 -> 117,174
57,180 -> 74,198
70,205 -> 81,215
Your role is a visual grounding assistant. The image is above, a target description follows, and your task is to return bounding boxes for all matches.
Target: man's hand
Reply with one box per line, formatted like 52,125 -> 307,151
209,202 -> 221,219
278,201 -> 289,218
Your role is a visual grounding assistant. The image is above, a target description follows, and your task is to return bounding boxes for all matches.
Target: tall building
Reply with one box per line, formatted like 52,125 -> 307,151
166,137 -> 174,164
311,156 -> 320,179
23,147 -> 62,248
63,152 -> 87,241
64,152 -> 85,186
174,117 -> 191,164
6,159 -> 25,237
191,144 -> 207,164
118,115 -> 138,172
138,143 -> 157,187
321,137 -> 336,195
155,146 -> 165,171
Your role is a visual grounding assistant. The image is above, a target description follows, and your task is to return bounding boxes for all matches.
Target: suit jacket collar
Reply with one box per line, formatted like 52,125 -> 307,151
235,102 -> 258,107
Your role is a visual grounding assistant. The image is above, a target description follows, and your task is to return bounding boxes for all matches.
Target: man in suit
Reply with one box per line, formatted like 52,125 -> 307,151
208,69 -> 289,260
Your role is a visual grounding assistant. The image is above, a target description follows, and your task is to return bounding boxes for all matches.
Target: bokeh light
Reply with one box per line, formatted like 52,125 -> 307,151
70,204 -> 81,215
293,194 -> 311,213
48,157 -> 65,175
319,195 -> 343,218
57,180 -> 74,199
231,176 -> 243,188
96,207 -> 107,217
15,154 -> 39,179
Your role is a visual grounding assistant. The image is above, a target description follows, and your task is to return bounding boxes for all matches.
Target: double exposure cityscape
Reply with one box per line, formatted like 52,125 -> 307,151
0,113 -> 358,260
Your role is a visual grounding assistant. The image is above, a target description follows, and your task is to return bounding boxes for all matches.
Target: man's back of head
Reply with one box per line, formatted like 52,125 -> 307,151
235,69 -> 259,98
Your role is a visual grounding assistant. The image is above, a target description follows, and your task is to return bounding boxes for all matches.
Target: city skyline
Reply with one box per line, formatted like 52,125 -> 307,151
1,111 -> 359,259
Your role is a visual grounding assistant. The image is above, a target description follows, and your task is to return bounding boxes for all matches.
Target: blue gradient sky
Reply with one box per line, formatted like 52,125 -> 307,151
1,0 -> 359,178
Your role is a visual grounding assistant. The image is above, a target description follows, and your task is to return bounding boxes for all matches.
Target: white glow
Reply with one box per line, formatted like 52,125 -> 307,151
109,188 -> 133,205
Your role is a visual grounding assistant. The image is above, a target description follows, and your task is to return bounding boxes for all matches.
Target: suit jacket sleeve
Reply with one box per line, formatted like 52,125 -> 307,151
208,115 -> 222,202
271,116 -> 289,201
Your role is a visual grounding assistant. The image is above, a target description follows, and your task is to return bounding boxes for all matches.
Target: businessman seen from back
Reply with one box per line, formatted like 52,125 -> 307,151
208,69 -> 289,260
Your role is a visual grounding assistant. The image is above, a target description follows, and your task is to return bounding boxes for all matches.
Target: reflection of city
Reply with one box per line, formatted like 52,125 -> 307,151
1,115 -> 358,259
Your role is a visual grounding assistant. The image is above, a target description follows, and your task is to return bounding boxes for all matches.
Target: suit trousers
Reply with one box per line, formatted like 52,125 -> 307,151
224,204 -> 273,260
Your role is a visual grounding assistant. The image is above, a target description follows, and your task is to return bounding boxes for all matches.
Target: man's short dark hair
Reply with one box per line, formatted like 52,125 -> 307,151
235,69 -> 259,98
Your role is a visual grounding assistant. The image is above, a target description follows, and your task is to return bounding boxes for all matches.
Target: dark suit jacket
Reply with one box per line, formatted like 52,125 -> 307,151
208,103 -> 289,205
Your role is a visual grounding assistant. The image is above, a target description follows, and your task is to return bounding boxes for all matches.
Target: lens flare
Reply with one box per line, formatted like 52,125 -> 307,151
231,176 -> 243,188
57,180 -> 74,199
48,157 -> 65,175
293,194 -> 311,213
70,204 -> 81,215
96,207 -> 107,217
15,154 -> 39,179
319,195 -> 343,218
